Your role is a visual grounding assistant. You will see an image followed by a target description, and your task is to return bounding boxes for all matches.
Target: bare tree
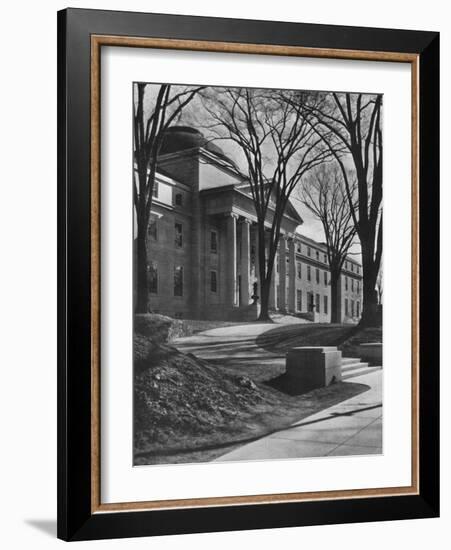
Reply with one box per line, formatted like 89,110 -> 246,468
304,92 -> 383,327
133,83 -> 203,313
301,164 -> 357,323
201,88 -> 331,320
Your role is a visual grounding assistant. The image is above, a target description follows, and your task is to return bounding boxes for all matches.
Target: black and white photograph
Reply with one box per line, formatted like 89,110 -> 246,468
133,82 -> 383,466
0,0 -> 444,546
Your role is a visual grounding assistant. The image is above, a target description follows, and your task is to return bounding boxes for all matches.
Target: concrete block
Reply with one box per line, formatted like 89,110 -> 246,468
286,346 -> 342,394
358,343 -> 383,365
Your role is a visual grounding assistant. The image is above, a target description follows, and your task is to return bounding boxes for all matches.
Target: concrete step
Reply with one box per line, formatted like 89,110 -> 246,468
342,365 -> 382,380
342,357 -> 362,365
342,361 -> 369,373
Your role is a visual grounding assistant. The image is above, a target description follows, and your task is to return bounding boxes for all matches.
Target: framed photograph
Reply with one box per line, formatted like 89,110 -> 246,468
57,8 -> 439,541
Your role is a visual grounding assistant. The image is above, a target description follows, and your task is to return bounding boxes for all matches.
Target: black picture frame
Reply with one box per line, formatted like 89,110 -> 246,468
57,7 -> 439,541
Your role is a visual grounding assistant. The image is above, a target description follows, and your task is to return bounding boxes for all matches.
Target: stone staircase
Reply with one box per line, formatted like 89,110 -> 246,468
341,356 -> 381,380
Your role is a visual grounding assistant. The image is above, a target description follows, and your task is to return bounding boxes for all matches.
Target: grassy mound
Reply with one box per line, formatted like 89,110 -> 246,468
256,323 -> 382,358
134,314 -> 272,457
339,327 -> 382,357
134,313 -> 192,343
256,324 -> 357,354
134,348 -> 271,454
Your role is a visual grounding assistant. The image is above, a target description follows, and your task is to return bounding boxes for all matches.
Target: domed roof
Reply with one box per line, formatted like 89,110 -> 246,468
159,126 -> 237,169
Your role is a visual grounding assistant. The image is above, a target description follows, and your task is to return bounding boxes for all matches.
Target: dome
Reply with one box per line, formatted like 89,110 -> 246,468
159,126 -> 237,169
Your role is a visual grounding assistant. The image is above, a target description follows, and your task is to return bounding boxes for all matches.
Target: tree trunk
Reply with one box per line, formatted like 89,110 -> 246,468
256,225 -> 273,322
359,277 -> 379,327
135,227 -> 149,314
258,277 -> 272,321
330,271 -> 341,324
359,248 -> 380,327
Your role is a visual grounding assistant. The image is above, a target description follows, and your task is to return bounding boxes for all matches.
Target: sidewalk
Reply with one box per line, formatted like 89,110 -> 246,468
215,369 -> 382,461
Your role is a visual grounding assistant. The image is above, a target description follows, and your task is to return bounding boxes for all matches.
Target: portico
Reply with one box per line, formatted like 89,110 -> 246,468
222,209 -> 300,318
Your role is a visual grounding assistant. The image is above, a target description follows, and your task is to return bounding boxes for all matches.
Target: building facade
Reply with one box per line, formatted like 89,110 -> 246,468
136,126 -> 362,323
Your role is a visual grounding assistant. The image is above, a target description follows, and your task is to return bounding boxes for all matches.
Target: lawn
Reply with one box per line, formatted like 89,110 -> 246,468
256,323 -> 382,357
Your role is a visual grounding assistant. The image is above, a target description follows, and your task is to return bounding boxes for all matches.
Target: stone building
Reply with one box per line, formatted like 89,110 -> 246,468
137,126 -> 362,322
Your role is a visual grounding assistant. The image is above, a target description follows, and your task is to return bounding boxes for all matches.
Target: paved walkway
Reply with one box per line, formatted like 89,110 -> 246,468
215,369 -> 383,461
173,323 -> 288,381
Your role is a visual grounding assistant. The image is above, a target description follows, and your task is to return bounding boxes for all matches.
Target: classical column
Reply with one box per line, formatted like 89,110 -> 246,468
279,235 -> 287,312
226,213 -> 238,307
253,225 -> 260,295
288,237 -> 296,312
268,265 -> 277,309
240,219 -> 251,305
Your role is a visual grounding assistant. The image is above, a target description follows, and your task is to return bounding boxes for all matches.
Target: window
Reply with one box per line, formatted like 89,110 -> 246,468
324,253 -> 327,263
345,276 -> 348,291
307,265 -> 311,281
152,181 -> 159,198
174,192 -> 183,206
357,280 -> 360,294
316,250 -> 319,261
296,243 -> 302,253
315,293 -> 320,313
357,265 -> 360,274
210,270 -> 217,293
356,301 -> 360,317
324,271 -> 327,285
345,298 -> 349,316
351,278 -> 354,292
351,300 -> 355,317
147,261 -> 158,294
297,262 -> 302,279
297,290 -> 302,311
307,246 -> 311,257
351,263 -> 354,272
174,265 -> 183,296
316,268 -> 320,284
210,230 -> 218,253
345,261 -> 348,270
148,216 -> 157,241
324,295 -> 328,315
174,222 -> 183,248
